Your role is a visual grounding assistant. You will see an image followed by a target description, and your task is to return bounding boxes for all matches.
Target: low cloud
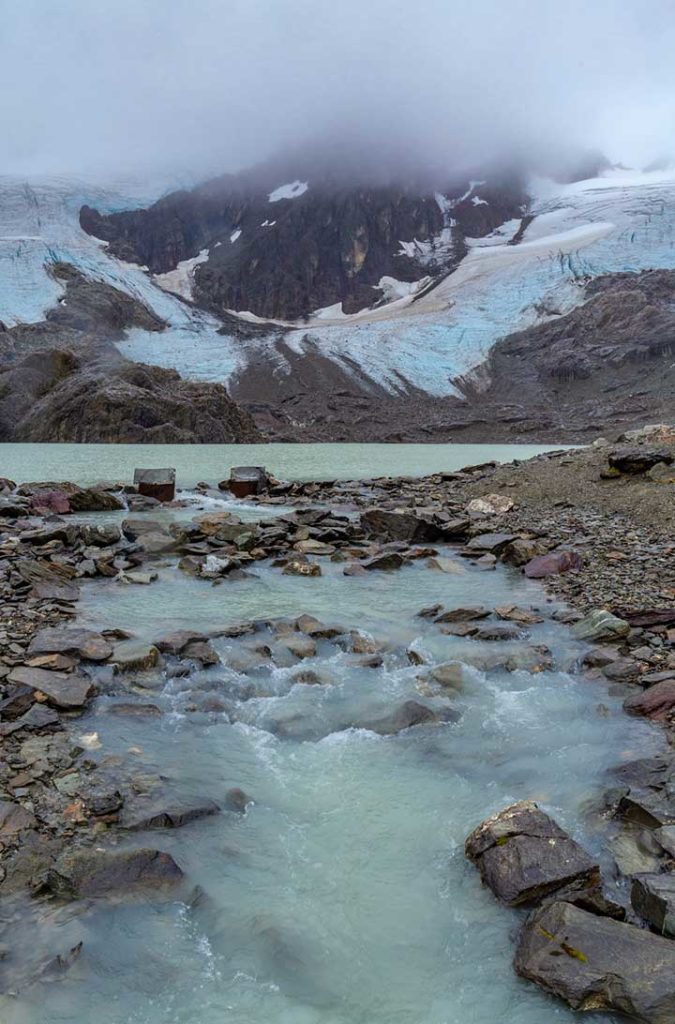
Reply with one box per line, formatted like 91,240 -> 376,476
1,0 -> 674,182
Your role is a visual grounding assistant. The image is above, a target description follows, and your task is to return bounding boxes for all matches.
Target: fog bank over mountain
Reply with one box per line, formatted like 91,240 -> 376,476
1,0 -> 674,181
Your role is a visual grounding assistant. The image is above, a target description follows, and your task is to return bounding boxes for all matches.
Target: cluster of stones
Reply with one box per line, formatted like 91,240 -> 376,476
466,801 -> 675,1021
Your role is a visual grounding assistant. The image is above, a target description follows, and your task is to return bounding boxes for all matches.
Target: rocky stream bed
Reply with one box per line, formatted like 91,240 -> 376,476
0,428 -> 674,1022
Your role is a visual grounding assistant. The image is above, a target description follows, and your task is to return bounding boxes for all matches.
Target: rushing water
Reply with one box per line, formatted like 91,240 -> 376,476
0,442 -> 566,489
1,493 -> 659,1024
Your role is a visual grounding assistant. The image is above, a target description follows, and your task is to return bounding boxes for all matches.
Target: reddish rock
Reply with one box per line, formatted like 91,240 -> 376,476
28,489 -> 72,514
523,550 -> 582,578
624,680 -> 675,722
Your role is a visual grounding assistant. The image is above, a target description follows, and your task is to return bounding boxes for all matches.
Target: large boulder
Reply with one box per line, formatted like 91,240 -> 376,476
43,847 -> 184,898
608,447 -> 674,474
361,508 -> 440,543
465,801 -> 600,907
515,899 -> 675,1021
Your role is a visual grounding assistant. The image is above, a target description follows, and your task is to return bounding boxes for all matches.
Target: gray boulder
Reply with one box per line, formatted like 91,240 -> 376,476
465,801 -> 600,906
515,899 -> 675,1022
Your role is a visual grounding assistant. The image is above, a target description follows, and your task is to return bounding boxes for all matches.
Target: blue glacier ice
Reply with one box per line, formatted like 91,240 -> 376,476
2,168 -> 675,394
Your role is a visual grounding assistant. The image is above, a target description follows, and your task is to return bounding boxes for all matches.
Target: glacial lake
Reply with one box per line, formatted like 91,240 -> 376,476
0,442 -> 566,488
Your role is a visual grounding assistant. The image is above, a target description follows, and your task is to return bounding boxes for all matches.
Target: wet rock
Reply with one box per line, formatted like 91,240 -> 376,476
27,626 -> 112,661
631,874 -> 675,935
119,570 -> 158,585
494,605 -> 544,624
426,662 -> 465,692
426,556 -> 464,574
223,466 -> 270,498
464,532 -> 518,555
362,700 -> 447,735
67,488 -> 125,512
0,800 -> 37,835
133,467 -> 176,503
283,559 -> 322,577
435,606 -> 490,623
654,826 -> 675,858
360,508 -> 439,543
417,603 -> 443,619
43,847 -> 184,898
362,552 -> 405,571
153,630 -> 208,655
7,666 -> 93,709
523,550 -> 583,578
501,537 -> 547,567
439,622 -> 480,637
515,900 -> 675,1020
473,624 -> 523,641
224,788 -> 250,812
465,802 -> 600,907
291,669 -> 329,685
0,703 -> 60,736
294,539 -> 335,556
571,609 -> 630,643
466,493 -> 515,515
624,680 -> 675,722
282,635 -> 317,659
295,614 -> 342,639
80,523 -> 123,547
608,831 -> 664,876
182,640 -> 220,666
121,799 -> 219,831
609,447 -> 673,474
107,702 -> 163,717
609,757 -> 675,828
110,640 -> 160,673
343,562 -> 367,577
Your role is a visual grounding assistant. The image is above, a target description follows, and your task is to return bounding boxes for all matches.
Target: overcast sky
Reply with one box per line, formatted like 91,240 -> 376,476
1,0 -> 674,181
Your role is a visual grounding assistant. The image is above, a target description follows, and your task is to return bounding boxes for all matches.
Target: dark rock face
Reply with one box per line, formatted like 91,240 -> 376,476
465,802 -> 600,907
515,900 -> 675,1022
80,167 -> 527,320
233,268 -> 675,443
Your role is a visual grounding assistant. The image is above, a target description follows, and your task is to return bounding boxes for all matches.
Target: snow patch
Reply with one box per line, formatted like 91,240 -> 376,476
230,229 -> 241,243
268,181 -> 308,203
471,196 -> 488,206
260,219 -> 276,227
154,248 -> 209,301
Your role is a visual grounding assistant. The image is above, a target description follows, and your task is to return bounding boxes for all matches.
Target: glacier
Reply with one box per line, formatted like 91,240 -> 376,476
2,168 -> 675,396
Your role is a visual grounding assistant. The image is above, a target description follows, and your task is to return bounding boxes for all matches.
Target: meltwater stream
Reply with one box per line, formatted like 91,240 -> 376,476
2,503 -> 660,1024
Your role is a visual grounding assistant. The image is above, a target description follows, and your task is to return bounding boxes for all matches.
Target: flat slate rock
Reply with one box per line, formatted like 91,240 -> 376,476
7,666 -> 94,709
465,801 -> 600,907
27,627 -> 112,661
515,900 -> 675,1022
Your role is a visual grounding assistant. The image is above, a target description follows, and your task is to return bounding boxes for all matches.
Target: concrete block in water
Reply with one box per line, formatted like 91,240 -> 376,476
133,468 -> 176,503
